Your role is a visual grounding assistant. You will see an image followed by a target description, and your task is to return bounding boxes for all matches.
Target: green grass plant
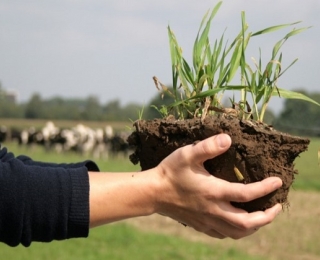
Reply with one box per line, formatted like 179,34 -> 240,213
154,1 -> 319,121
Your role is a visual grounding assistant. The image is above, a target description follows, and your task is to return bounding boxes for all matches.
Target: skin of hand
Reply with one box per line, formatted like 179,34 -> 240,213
89,133 -> 283,239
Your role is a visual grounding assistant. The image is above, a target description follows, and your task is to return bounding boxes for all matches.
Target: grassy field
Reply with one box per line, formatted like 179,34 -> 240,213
293,137 -> 320,191
0,223 -> 265,260
1,118 -> 320,259
126,190 -> 320,260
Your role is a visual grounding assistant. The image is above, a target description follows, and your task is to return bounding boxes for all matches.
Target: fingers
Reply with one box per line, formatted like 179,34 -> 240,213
201,178 -> 283,239
203,225 -> 256,240
221,203 -> 282,239
204,229 -> 226,239
184,134 -> 232,164
198,203 -> 282,240
215,176 -> 283,202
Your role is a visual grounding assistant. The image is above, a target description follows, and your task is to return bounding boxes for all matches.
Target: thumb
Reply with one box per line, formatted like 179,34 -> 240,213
190,134 -> 231,163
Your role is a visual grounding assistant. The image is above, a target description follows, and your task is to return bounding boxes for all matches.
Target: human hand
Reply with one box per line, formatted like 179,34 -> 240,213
154,133 -> 283,239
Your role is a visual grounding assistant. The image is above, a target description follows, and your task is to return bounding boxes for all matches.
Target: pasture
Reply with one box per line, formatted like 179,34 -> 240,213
0,118 -> 320,259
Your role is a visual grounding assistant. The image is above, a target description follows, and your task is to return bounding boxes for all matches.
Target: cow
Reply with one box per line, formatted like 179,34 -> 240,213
0,125 -> 7,143
49,124 -> 115,159
109,132 -> 131,158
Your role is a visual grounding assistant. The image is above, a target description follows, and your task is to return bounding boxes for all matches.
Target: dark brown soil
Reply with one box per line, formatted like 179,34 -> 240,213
127,115 -> 310,212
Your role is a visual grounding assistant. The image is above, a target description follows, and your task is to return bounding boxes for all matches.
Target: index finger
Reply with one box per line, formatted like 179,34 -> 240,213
182,134 -> 232,164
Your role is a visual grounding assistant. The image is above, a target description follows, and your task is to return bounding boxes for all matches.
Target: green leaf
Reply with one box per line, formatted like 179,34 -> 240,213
278,58 -> 298,78
271,27 -> 310,58
284,26 -> 311,39
182,58 -> 195,86
193,1 -> 222,69
275,88 -> 320,107
228,40 -> 242,83
272,38 -> 286,59
252,21 -> 301,36
189,85 -> 245,100
211,33 -> 225,74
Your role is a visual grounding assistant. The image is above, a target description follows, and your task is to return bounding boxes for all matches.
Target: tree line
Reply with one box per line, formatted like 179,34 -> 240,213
1,85 -> 320,136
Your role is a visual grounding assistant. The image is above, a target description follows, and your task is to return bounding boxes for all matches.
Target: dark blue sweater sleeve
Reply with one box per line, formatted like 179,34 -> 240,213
0,146 -> 99,247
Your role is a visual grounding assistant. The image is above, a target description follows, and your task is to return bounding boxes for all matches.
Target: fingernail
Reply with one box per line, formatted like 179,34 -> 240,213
216,134 -> 230,148
276,204 -> 282,215
272,178 -> 283,189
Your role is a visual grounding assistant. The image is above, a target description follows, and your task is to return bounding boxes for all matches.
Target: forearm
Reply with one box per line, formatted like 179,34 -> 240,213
88,169 -> 160,228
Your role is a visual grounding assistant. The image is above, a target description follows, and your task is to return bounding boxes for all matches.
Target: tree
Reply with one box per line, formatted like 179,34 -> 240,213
102,99 -> 122,121
0,82 -> 4,99
274,89 -> 320,136
24,93 -> 44,119
80,96 -> 102,121
0,99 -> 23,118
122,103 -> 143,121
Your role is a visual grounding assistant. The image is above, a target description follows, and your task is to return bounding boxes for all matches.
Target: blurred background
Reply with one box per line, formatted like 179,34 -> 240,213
0,0 -> 319,114
0,0 -> 320,259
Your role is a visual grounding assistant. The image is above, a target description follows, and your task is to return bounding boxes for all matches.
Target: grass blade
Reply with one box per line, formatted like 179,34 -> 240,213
275,89 -> 320,107
252,21 -> 301,36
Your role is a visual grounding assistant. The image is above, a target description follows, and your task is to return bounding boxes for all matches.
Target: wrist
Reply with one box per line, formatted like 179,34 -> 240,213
151,165 -> 178,217
89,170 -> 160,227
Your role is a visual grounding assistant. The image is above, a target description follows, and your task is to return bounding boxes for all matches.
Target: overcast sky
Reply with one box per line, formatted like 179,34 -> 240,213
0,0 -> 319,113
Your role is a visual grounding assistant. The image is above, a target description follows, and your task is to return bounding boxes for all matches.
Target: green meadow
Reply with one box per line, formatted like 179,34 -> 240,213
292,137 -> 320,191
0,223 -> 265,260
